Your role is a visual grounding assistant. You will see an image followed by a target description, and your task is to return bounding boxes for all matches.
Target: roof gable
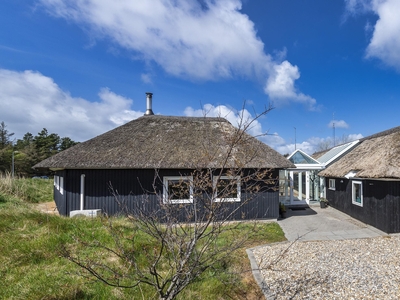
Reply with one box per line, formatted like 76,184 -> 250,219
288,149 -> 319,164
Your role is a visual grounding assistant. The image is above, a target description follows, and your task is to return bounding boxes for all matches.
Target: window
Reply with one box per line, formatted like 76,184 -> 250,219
352,181 -> 363,207
213,176 -> 241,202
163,176 -> 193,204
328,179 -> 336,190
59,176 -> 64,195
54,176 -> 59,189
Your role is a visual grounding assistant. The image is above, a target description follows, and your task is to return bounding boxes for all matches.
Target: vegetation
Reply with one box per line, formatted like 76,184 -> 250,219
0,173 -> 53,203
58,107 -> 286,300
0,176 -> 285,299
0,121 -> 78,177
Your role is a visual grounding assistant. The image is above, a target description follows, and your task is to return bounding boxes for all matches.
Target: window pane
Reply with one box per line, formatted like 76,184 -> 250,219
216,178 -> 238,199
354,183 -> 361,203
168,179 -> 190,200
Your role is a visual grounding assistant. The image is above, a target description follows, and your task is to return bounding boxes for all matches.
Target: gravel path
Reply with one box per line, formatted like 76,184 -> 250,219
251,236 -> 400,299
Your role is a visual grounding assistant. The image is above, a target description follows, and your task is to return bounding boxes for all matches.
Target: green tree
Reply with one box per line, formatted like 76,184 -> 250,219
60,137 -> 78,151
0,121 -> 14,150
33,128 -> 60,162
15,132 -> 34,150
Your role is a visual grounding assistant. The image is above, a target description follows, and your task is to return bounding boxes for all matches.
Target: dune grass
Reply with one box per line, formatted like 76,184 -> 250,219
0,176 -> 286,299
0,173 -> 53,203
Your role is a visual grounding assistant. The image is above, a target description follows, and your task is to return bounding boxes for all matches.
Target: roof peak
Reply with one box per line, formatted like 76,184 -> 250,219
136,115 -> 229,122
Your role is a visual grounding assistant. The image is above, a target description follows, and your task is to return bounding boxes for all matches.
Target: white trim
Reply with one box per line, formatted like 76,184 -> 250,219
60,176 -> 64,195
163,176 -> 193,204
54,176 -> 59,190
345,170 -> 358,179
328,178 -> 336,190
352,180 -> 363,207
213,175 -> 241,202
80,174 -> 85,211
322,140 -> 360,166
287,149 -> 321,165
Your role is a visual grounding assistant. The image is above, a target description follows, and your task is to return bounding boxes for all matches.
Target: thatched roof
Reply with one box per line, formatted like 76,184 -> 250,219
34,115 -> 294,170
319,126 -> 400,179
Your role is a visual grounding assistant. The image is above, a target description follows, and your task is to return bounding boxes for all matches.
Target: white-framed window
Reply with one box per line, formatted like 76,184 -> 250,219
59,176 -> 64,195
163,176 -> 193,204
328,179 -> 336,190
54,175 -> 59,190
213,175 -> 241,202
352,181 -> 363,207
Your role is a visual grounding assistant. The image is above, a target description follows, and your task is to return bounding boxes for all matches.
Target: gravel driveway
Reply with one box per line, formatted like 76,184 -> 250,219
251,236 -> 400,299
247,204 -> 397,299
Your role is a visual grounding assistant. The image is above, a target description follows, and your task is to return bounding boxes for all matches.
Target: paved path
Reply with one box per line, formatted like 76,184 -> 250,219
277,203 -> 387,241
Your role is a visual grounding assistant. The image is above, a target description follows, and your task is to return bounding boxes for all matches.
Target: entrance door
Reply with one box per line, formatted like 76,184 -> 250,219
290,171 -> 309,205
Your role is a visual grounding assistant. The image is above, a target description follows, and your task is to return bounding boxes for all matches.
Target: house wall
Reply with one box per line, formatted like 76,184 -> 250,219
56,169 -> 280,221
326,177 -> 400,233
54,170 -> 67,215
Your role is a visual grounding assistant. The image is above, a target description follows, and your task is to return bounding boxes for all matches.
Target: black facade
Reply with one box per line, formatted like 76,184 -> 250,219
54,169 -> 280,221
325,177 -> 400,233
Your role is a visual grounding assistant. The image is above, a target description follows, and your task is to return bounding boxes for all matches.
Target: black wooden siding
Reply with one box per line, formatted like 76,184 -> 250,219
326,177 -> 400,233
54,170 -> 67,215
55,169 -> 280,221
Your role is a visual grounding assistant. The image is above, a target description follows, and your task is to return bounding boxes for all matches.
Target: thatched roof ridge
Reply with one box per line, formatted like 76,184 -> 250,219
34,115 -> 294,170
319,126 -> 400,179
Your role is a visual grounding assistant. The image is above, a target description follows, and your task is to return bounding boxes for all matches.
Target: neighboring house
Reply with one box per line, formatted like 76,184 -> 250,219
280,141 -> 359,205
34,98 -> 294,220
319,126 -> 400,233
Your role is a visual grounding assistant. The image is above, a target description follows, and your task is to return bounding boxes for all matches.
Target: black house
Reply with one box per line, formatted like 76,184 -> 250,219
34,98 -> 294,221
319,126 -> 400,233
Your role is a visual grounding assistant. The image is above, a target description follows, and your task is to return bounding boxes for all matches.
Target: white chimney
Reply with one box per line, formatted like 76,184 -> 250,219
144,92 -> 154,115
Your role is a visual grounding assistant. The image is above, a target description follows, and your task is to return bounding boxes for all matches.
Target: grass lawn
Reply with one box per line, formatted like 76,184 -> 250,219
0,177 -> 286,299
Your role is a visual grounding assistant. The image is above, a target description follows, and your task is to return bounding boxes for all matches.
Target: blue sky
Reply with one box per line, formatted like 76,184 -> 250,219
1,0 -> 400,154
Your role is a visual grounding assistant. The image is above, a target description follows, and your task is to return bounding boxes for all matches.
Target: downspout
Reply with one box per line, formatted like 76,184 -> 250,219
80,174 -> 85,211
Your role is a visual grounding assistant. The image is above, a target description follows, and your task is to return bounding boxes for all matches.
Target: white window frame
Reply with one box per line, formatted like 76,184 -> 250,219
163,176 -> 193,204
54,175 -> 59,190
352,181 -> 363,207
328,179 -> 336,190
213,175 -> 241,202
59,176 -> 64,195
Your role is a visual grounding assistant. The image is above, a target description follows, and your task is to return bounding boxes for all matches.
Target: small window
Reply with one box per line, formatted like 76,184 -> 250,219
213,176 -> 241,202
54,176 -> 59,190
163,176 -> 193,204
328,179 -> 336,190
352,181 -> 363,207
59,177 -> 64,195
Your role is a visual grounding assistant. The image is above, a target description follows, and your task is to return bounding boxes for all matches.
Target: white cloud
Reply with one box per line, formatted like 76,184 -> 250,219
276,140 -> 317,156
344,0 -> 373,14
328,120 -> 349,129
0,69 -> 143,141
140,73 -> 152,84
276,132 -> 363,156
184,103 -> 285,148
348,133 -> 363,140
38,0 -> 316,109
345,0 -> 400,71
184,104 -> 262,136
186,104 -> 364,155
264,61 -> 317,110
